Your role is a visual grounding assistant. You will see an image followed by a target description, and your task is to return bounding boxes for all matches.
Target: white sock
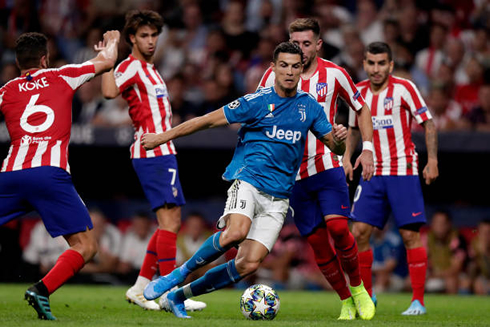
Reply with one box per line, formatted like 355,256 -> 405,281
133,276 -> 151,290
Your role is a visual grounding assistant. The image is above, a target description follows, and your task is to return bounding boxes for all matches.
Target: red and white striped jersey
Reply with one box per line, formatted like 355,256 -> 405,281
0,63 -> 95,173
115,55 -> 175,159
259,57 -> 365,180
349,75 -> 432,176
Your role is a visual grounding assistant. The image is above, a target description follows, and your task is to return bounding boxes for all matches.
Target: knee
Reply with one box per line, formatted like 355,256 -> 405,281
220,228 -> 247,247
399,230 -> 421,249
235,258 -> 261,277
327,219 -> 350,240
82,237 -> 98,262
352,223 -> 370,246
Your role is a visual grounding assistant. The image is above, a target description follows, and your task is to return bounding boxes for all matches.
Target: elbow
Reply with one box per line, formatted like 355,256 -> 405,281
102,88 -> 118,99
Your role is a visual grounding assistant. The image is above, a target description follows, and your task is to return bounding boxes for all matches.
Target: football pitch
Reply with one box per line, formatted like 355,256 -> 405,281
0,284 -> 488,326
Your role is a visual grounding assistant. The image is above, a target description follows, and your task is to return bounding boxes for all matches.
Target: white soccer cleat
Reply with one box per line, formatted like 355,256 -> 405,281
126,286 -> 161,311
159,292 -> 206,312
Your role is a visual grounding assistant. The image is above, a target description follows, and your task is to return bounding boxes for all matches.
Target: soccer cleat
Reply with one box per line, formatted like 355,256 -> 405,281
350,282 -> 376,320
338,297 -> 357,320
160,292 -> 207,312
25,288 -> 56,320
144,269 -> 185,300
401,300 -> 427,315
126,286 -> 161,310
166,290 -> 191,319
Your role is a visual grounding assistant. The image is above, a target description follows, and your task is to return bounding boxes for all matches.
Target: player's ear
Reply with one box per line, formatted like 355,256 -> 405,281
389,60 -> 394,74
40,55 -> 49,69
129,34 -> 136,45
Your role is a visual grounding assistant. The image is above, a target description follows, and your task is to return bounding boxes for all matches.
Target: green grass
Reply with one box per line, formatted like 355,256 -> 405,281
0,283 -> 488,326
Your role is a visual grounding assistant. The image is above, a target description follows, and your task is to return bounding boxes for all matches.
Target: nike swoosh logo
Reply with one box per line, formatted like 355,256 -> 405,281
341,205 -> 349,209
412,212 -> 422,217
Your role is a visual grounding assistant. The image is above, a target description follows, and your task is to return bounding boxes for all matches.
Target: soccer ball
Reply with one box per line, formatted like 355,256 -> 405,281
240,284 -> 280,320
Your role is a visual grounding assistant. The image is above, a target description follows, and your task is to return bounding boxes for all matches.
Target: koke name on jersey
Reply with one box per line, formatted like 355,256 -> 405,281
265,125 -> 302,143
18,77 -> 50,92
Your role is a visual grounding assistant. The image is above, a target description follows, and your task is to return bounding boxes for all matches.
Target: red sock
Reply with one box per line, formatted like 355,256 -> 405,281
327,218 -> 362,287
407,247 -> 427,305
306,227 -> 351,300
42,249 -> 85,294
139,229 -> 159,280
157,229 -> 177,276
359,249 -> 374,297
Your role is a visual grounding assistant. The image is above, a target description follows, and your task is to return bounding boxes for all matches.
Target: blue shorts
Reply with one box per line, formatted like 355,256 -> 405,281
132,155 -> 185,211
290,168 -> 351,236
351,175 -> 426,229
0,166 -> 93,237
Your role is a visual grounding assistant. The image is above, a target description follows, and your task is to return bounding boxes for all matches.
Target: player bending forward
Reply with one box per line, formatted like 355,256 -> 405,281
141,42 -> 348,319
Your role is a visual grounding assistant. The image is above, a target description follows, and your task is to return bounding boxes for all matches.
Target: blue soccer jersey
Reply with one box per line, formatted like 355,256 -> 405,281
223,86 -> 332,198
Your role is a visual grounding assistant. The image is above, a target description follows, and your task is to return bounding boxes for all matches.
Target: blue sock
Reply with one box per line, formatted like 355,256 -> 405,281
174,260 -> 242,301
181,231 -> 228,275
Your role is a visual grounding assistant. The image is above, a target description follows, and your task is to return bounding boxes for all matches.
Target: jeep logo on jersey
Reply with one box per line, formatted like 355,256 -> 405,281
154,85 -> 167,99
228,100 -> 240,109
265,125 -> 302,143
372,115 -> 394,130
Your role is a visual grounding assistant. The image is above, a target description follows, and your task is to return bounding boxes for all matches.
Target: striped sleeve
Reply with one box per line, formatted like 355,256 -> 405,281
336,66 -> 365,111
399,78 -> 432,124
258,67 -> 274,89
56,62 -> 95,90
115,60 -> 139,93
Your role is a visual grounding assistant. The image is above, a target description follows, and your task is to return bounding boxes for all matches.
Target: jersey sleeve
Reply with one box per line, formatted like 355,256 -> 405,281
257,67 -> 275,90
401,79 -> 432,125
114,60 -> 139,93
310,99 -> 332,139
336,66 -> 365,111
223,92 -> 264,124
55,62 -> 95,90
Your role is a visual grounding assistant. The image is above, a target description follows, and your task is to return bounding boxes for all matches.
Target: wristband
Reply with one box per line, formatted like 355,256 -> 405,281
363,141 -> 374,152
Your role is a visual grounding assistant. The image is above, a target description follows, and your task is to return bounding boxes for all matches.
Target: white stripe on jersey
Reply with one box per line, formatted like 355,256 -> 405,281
12,142 -> 29,171
50,140 -> 61,168
1,145 -> 13,172
116,61 -> 141,88
31,141 -> 48,168
60,73 -> 94,90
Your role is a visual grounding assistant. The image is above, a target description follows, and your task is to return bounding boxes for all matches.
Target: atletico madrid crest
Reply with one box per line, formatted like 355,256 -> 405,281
384,97 -> 393,111
316,83 -> 328,97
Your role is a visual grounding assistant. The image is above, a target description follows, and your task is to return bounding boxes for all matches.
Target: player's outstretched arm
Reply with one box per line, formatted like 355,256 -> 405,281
422,119 -> 439,185
141,107 -> 229,150
91,30 -> 120,76
321,123 -> 347,156
343,126 -> 361,182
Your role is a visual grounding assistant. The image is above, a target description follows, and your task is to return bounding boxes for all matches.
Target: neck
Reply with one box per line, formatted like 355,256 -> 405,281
370,76 -> 390,94
302,56 -> 318,79
20,67 -> 42,75
132,49 -> 153,64
274,85 -> 297,98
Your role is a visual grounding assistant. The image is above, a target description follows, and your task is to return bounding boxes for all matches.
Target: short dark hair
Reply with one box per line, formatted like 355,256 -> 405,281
15,32 -> 48,70
273,42 -> 303,63
289,18 -> 321,38
123,10 -> 164,46
365,42 -> 393,61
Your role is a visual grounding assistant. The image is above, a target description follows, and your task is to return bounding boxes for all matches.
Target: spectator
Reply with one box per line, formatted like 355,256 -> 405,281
91,95 -> 132,128
415,23 -> 448,79
257,224 -> 329,291
356,0 -> 384,45
461,83 -> 490,131
22,220 -> 68,279
166,74 -> 200,125
79,209 -> 122,284
446,38 -> 469,86
0,62 -> 19,87
419,83 -> 463,131
118,212 -> 156,283
176,212 -> 213,282
72,76 -> 107,124
371,227 -> 408,294
468,219 -> 490,295
425,210 -> 468,294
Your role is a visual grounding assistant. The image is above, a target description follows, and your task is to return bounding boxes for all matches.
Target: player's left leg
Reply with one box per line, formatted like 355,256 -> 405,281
389,176 -> 427,315
166,239 -> 269,318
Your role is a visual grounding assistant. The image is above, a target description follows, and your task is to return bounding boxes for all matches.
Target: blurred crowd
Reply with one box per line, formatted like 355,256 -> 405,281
1,208 -> 486,295
1,0 -> 490,131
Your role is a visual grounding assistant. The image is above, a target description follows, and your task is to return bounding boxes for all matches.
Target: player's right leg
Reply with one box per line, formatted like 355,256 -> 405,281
24,167 -> 96,320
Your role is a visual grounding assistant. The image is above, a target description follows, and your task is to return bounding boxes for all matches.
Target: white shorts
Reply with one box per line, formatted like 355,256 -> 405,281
218,180 -> 289,251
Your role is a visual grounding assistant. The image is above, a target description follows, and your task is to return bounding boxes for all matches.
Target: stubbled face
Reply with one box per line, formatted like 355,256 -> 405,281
290,30 -> 321,70
272,52 -> 303,95
131,25 -> 159,60
364,52 -> 393,87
